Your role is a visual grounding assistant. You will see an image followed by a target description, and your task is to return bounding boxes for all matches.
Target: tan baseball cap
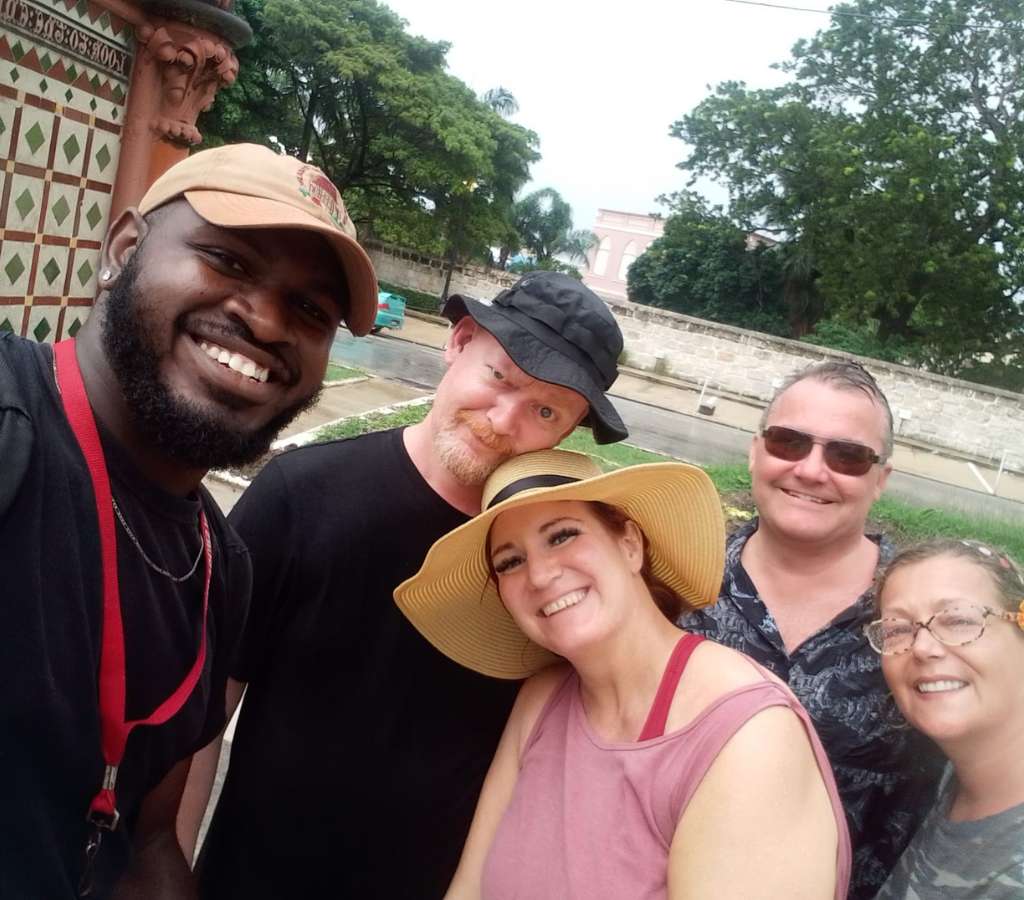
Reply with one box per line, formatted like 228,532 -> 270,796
138,143 -> 378,336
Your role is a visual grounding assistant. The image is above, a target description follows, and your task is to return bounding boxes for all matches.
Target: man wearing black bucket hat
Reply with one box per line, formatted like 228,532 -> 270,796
186,272 -> 628,899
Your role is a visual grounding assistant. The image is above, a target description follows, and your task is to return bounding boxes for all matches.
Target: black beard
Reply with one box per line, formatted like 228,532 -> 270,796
100,250 -> 321,470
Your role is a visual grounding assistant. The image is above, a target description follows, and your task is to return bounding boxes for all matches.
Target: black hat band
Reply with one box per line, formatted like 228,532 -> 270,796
486,474 -> 581,509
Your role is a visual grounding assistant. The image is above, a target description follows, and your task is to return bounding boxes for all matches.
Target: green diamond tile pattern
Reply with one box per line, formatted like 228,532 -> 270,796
62,134 -> 81,164
14,188 -> 35,221
41,257 -> 61,286
1,30 -> 131,330
24,122 -> 45,154
52,196 -> 71,226
77,259 -> 94,286
4,255 -> 26,285
76,0 -> 87,14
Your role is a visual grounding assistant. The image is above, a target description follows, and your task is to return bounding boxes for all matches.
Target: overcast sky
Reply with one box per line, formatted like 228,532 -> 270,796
381,0 -> 831,232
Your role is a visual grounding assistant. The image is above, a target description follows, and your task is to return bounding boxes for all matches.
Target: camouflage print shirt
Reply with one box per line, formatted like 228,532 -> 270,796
677,521 -> 944,900
875,765 -> 1024,900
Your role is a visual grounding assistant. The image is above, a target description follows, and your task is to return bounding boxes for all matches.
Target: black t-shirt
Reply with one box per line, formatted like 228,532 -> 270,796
197,429 -> 521,899
0,333 -> 250,898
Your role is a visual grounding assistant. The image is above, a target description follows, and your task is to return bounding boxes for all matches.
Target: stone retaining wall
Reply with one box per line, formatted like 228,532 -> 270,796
366,244 -> 1024,470
365,241 -> 516,302
615,303 -> 1023,470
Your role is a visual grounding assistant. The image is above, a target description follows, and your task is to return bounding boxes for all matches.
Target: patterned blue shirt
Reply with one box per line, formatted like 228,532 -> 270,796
678,520 -> 944,900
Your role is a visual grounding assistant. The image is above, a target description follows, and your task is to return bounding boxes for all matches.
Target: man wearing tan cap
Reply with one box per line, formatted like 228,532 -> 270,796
0,143 -> 375,899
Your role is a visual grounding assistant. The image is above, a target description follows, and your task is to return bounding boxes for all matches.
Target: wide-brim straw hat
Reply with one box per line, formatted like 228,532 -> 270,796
394,449 -> 725,679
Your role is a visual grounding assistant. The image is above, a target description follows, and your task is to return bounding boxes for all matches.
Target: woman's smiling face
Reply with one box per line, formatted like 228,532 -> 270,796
488,499 -> 644,659
879,554 -> 1024,751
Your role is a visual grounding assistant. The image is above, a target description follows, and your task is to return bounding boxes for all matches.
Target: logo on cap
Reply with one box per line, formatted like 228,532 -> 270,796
296,165 -> 350,232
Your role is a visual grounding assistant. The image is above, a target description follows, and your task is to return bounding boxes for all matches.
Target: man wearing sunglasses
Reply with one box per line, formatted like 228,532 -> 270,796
679,360 -> 943,900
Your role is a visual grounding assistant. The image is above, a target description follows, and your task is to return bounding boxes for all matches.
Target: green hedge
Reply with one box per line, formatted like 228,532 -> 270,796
378,280 -> 441,313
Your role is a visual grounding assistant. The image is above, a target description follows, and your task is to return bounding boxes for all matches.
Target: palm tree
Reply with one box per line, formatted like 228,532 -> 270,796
559,229 -> 598,265
481,86 -> 519,118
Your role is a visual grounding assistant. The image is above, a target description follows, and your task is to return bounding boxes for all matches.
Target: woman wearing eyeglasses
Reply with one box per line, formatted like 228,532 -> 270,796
866,540 -> 1024,899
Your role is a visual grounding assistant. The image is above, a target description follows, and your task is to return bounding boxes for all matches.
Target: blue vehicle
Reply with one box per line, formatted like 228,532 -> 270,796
372,291 -> 406,334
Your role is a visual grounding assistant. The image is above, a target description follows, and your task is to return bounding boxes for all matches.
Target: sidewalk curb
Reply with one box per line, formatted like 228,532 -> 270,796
323,375 -> 370,388
406,308 -> 450,326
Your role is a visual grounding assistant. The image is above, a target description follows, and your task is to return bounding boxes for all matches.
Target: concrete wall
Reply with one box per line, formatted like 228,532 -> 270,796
614,302 -> 1024,471
366,243 -> 1024,470
365,241 -> 517,304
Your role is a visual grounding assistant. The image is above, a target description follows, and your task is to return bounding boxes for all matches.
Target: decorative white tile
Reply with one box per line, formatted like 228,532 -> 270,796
14,103 -> 53,167
67,245 -> 100,299
34,243 -> 70,296
52,114 -> 90,177
25,304 -> 57,343
4,172 -> 44,231
43,179 -> 80,237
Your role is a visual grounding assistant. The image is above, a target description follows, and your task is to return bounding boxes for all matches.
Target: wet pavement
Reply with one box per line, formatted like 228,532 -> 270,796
203,316 -> 1022,521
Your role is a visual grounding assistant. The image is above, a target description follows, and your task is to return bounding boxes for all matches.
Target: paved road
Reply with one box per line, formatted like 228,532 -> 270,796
331,333 -> 1023,524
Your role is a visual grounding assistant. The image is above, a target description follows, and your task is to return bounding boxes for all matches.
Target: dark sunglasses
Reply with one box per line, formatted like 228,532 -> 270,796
761,426 -> 883,476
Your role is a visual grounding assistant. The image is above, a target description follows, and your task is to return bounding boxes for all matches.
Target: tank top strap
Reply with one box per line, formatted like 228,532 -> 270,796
637,633 -> 705,741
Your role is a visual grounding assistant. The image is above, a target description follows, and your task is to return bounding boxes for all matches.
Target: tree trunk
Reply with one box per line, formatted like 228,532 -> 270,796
299,84 -> 320,162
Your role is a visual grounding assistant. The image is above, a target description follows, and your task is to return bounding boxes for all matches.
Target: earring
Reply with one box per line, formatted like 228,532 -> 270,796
101,269 -> 112,282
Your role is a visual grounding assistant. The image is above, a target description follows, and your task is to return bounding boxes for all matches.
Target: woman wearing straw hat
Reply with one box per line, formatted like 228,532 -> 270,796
396,449 -> 851,899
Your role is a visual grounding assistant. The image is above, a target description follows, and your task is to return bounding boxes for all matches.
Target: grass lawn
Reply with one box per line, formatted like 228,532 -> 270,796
324,362 -> 363,382
315,401 -> 430,442
312,403 -> 1023,558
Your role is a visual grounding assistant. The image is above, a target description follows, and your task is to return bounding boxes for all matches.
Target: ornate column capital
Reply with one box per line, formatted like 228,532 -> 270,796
134,21 -> 238,147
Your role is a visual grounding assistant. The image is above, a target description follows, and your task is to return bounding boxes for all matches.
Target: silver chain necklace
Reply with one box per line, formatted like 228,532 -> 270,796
112,496 -> 203,583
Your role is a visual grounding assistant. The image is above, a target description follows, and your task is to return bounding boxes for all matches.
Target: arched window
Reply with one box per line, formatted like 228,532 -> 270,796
592,236 -> 612,276
618,240 -> 638,281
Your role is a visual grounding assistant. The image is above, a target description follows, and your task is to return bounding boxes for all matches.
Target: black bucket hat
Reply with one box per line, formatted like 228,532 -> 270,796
444,272 -> 628,444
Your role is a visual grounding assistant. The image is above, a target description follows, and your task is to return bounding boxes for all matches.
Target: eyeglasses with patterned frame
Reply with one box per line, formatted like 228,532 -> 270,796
864,603 -> 1021,656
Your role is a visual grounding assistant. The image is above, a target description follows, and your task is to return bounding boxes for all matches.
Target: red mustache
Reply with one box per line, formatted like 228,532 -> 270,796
455,410 -> 515,455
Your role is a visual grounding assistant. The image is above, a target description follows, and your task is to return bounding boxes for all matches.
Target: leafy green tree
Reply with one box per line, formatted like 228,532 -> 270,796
627,192 -> 790,335
200,0 -> 538,263
672,0 -> 1024,384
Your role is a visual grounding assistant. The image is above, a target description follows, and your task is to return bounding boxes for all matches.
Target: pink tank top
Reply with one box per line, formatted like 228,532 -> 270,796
482,636 -> 851,900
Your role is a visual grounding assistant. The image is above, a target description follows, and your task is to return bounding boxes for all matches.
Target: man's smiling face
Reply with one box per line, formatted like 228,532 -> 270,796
749,378 -> 891,546
100,199 -> 347,469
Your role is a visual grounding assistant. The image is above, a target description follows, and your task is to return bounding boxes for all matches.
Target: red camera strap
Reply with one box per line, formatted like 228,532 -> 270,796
53,339 -> 212,830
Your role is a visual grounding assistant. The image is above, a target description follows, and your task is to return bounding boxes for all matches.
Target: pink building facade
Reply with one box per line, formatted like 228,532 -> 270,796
582,208 -> 665,301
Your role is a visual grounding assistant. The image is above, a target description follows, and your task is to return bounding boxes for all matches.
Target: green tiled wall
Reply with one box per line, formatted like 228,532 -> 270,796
0,0 -> 131,342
